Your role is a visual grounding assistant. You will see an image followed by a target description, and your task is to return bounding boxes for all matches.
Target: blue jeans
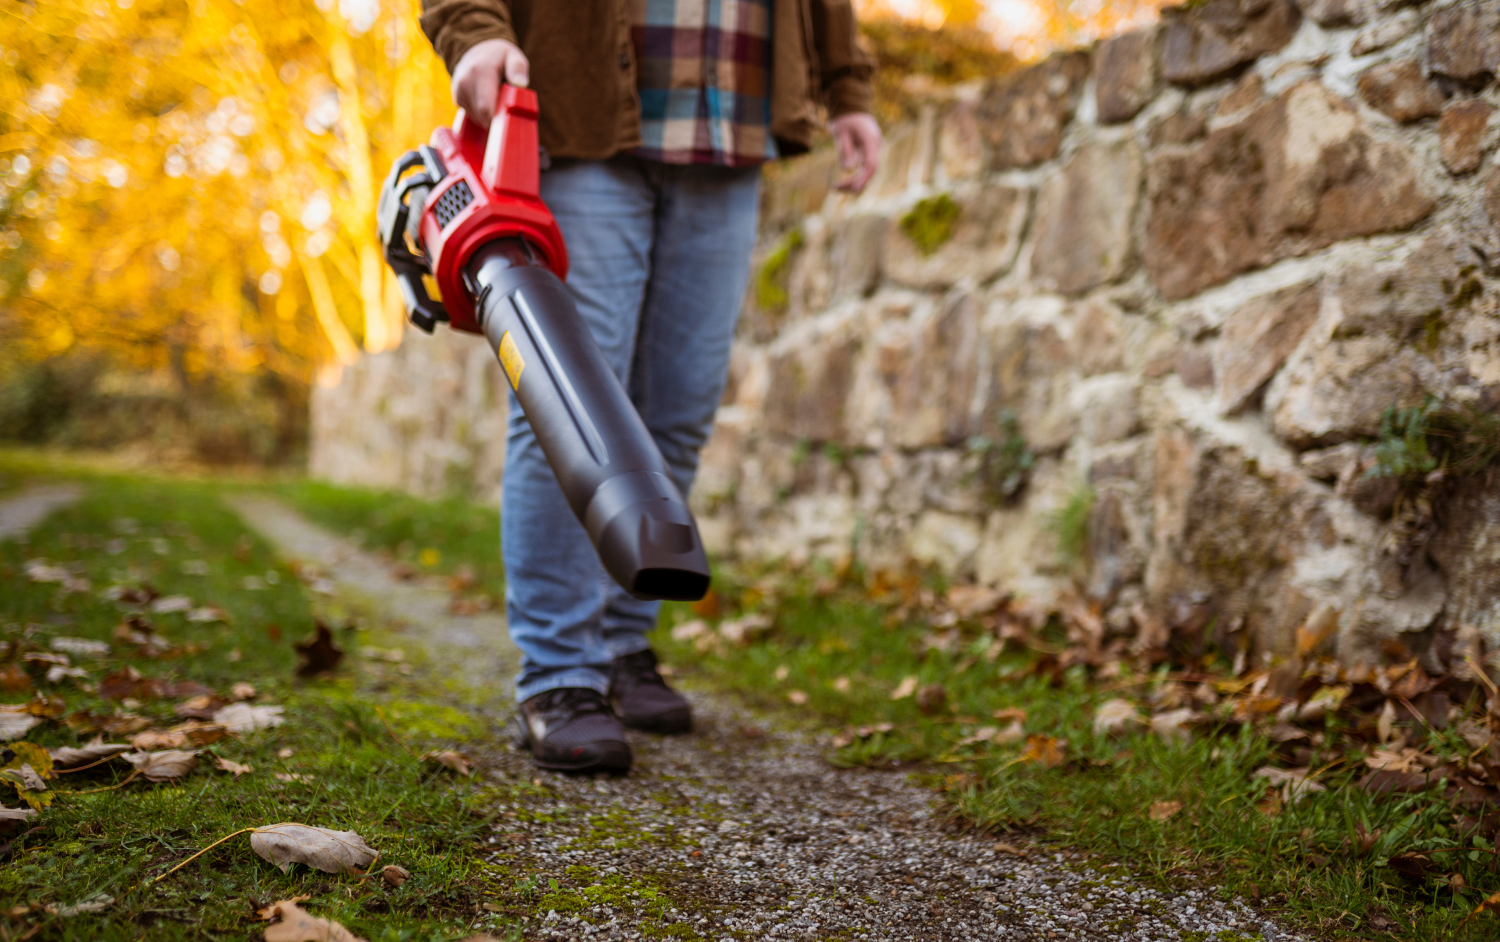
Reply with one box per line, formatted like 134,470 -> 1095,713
504,156 -> 760,702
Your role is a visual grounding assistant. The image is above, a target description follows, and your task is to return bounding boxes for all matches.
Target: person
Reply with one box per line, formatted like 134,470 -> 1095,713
418,0 -> 881,773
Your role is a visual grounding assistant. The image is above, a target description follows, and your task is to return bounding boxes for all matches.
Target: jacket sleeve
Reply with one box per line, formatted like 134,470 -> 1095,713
419,0 -> 517,75
808,0 -> 875,118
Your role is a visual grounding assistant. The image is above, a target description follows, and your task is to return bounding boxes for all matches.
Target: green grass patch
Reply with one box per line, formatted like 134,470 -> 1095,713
753,227 -> 804,313
0,454 -> 522,941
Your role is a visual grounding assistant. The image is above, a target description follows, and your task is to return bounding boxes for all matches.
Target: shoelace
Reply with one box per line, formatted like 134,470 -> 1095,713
616,651 -> 665,687
536,687 -> 611,716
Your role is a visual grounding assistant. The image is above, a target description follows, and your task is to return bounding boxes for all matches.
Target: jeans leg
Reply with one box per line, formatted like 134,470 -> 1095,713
505,158 -> 655,701
601,163 -> 763,656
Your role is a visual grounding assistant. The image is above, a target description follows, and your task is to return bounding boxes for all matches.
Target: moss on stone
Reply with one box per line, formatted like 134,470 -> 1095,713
1050,483 -> 1095,565
755,227 -> 804,312
899,194 -> 960,256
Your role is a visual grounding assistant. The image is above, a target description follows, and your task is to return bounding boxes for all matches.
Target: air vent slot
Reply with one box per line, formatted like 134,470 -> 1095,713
432,180 -> 474,229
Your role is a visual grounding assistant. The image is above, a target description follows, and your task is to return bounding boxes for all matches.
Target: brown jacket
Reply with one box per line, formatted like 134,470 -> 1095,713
418,0 -> 874,160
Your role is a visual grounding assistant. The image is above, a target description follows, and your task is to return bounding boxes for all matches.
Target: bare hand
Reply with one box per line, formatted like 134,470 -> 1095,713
830,113 -> 882,193
451,38 -> 530,127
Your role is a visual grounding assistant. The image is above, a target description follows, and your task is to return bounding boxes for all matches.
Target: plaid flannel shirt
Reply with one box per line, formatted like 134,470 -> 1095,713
630,0 -> 777,166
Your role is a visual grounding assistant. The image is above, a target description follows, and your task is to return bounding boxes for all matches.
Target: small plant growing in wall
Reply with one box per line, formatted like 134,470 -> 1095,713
967,411 -> 1034,505
1370,395 -> 1500,481
754,227 -> 804,312
1049,483 -> 1096,568
899,193 -> 960,257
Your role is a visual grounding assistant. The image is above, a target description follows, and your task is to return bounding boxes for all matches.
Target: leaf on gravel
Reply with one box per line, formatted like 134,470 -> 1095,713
0,713 -> 42,741
890,676 -> 919,700
122,750 -> 198,782
294,621 -> 344,677
213,702 -> 286,733
1018,735 -> 1067,769
259,898 -> 366,942
250,823 -> 379,874
1093,699 -> 1142,735
992,842 -> 1028,856
232,682 -> 258,700
50,737 -> 132,767
381,865 -> 411,887
1148,800 -> 1183,821
422,751 -> 473,776
50,637 -> 109,658
215,757 -> 253,777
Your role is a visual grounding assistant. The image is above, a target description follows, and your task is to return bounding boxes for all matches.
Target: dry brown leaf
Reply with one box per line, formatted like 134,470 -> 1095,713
1149,708 -> 1200,745
992,842 -> 1028,856
381,865 -> 410,887
1148,800 -> 1183,821
49,737 -> 132,767
991,707 -> 1027,723
250,823 -> 379,874
890,676 -> 919,700
294,621 -> 345,677
274,773 -> 315,783
421,751 -> 472,776
1254,766 -> 1327,804
121,750 -> 198,782
215,757 -> 252,777
260,898 -> 366,942
786,690 -> 808,706
131,729 -> 188,751
213,702 -> 285,733
232,682 -> 258,700
1462,890 -> 1500,927
1365,747 -> 1424,773
1019,735 -> 1067,769
98,666 -> 167,702
1093,699 -> 1142,735
0,804 -> 38,835
916,683 -> 948,715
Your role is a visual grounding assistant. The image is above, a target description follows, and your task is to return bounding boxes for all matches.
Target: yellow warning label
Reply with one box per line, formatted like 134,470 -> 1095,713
498,331 -> 525,390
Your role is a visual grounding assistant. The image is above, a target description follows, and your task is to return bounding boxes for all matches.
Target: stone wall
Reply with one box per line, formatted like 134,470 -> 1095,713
312,0 -> 1500,667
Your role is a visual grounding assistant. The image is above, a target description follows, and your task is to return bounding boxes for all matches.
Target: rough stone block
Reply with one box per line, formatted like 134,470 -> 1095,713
1426,1 -> 1500,87
1213,279 -> 1322,414
1488,163 -> 1500,229
909,510 -> 984,576
1146,81 -> 1434,300
936,99 -> 984,182
1269,333 -> 1430,446
759,148 -> 837,235
883,293 -> 983,449
1072,373 -> 1142,446
883,185 -> 1029,290
1428,477 -> 1500,647
828,213 -> 887,302
1071,298 -> 1128,376
981,304 -> 1077,453
1439,99 -> 1494,175
977,51 -> 1090,170
1296,0 -> 1397,27
1094,27 -> 1161,124
868,122 -> 928,200
1350,9 -> 1418,56
1031,140 -> 1143,297
1356,59 -> 1446,124
762,318 -> 862,443
1161,0 -> 1301,88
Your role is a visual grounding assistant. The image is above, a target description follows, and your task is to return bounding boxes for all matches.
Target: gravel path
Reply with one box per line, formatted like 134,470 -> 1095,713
229,495 -> 1303,942
0,482 -> 83,541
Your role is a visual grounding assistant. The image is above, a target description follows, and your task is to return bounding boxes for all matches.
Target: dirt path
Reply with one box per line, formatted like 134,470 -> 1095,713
0,482 -> 84,541
228,494 -> 1302,942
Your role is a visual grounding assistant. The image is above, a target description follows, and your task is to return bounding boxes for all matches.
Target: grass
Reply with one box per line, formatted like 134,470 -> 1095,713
0,454 -> 525,941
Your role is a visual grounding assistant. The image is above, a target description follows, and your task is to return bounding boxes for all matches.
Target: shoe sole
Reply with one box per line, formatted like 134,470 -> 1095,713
622,706 -> 692,735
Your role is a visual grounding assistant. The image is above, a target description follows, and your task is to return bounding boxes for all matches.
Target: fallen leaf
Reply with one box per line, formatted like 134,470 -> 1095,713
381,865 -> 410,887
1295,606 -> 1339,656
786,690 -> 808,706
1149,708 -> 1200,745
832,676 -> 851,693
916,683 -> 948,715
992,842 -> 1028,856
669,619 -> 707,642
260,898 -> 366,942
232,682 -> 257,700
1463,890 -> 1500,927
0,713 -> 42,741
187,606 -> 227,623
49,738 -> 132,766
1365,747 -> 1424,773
1253,766 -> 1327,803
274,773 -> 314,783
717,613 -> 773,646
422,751 -> 473,776
891,676 -> 919,701
150,595 -> 193,614
0,663 -> 32,693
1376,699 -> 1398,743
250,822 -> 379,874
1093,698 -> 1142,735
65,711 -> 151,735
294,621 -> 344,677
49,637 -> 109,657
99,666 -> 166,702
15,764 -> 46,791
131,729 -> 189,750
991,707 -> 1027,723
121,750 -> 198,783
175,694 -> 229,719
1148,800 -> 1183,821
213,702 -> 286,733
48,894 -> 113,916
1357,769 -> 1434,796
0,805 -> 38,834
215,757 -> 253,777
1019,735 -> 1067,769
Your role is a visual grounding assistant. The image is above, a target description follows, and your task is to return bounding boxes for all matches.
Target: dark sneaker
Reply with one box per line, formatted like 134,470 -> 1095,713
511,688 -> 632,773
610,649 -> 692,734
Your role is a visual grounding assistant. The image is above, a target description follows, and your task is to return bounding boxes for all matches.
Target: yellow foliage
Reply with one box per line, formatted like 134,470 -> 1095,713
0,0 -> 454,387
859,0 -> 1176,61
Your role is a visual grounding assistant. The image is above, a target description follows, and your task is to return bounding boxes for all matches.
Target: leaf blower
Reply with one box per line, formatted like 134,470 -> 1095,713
375,85 -> 711,602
